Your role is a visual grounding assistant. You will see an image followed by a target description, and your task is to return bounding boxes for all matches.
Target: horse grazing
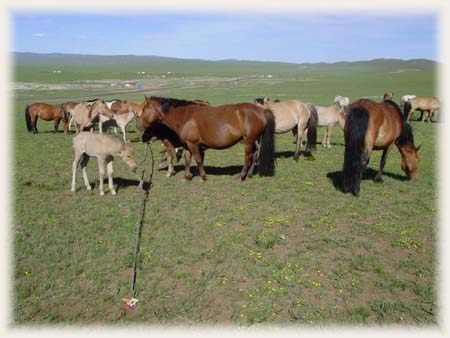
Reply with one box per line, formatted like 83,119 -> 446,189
25,102 -> 69,134
256,99 -> 318,160
404,96 -> 440,123
383,92 -> 394,101
342,99 -> 420,195
136,96 -> 276,181
334,96 -> 350,113
71,132 -> 138,195
71,100 -> 111,132
310,104 -> 345,148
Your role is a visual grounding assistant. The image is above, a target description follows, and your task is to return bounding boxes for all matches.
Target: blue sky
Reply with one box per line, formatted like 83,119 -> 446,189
12,12 -> 438,63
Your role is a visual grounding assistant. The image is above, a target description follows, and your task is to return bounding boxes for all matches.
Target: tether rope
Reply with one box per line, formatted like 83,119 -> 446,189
124,143 -> 154,310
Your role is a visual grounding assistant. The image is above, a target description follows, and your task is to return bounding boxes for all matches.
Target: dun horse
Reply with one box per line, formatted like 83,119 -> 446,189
71,132 -> 138,195
310,104 -> 345,148
25,103 -> 69,134
383,92 -> 394,101
255,99 -> 318,160
136,96 -> 276,181
342,99 -> 420,195
71,100 -> 111,132
404,96 -> 440,123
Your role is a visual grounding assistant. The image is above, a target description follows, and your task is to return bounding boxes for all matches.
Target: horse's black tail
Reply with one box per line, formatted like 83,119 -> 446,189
25,105 -> 32,132
342,106 -> 370,195
305,104 -> 318,154
403,101 -> 412,120
259,109 -> 276,176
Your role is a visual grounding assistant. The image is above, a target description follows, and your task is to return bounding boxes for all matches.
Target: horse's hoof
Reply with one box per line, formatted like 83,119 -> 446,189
99,191 -> 105,196
111,190 -> 117,195
184,175 -> 193,181
86,186 -> 92,191
374,176 -> 383,183
70,188 -> 75,193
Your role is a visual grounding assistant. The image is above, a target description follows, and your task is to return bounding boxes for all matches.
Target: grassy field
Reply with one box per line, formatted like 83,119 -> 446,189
13,55 -> 438,326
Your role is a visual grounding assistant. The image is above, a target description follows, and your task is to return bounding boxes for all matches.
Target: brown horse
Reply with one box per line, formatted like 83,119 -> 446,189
136,96 -> 276,181
343,99 -> 420,195
25,103 -> 69,134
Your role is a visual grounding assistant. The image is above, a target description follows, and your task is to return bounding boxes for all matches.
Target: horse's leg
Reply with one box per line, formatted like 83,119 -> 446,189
374,146 -> 392,183
54,118 -> 60,133
326,124 -> 333,148
189,143 -> 207,181
99,120 -> 104,134
246,141 -> 260,179
32,115 -> 38,134
120,125 -> 127,142
183,148 -> 194,180
238,142 -> 254,180
71,150 -> 84,192
97,157 -> 105,195
165,141 -> 175,177
79,154 -> 91,191
106,158 -> 116,195
294,125 -> 306,161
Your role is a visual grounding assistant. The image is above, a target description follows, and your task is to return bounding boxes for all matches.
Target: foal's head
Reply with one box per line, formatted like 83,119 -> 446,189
91,100 -> 113,118
120,142 -> 138,173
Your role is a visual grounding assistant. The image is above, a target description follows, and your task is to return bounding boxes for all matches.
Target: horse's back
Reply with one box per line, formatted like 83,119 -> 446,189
413,96 -> 440,110
73,132 -> 123,156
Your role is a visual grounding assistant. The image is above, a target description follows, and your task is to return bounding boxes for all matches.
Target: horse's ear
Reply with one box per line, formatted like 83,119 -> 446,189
416,145 -> 422,153
145,96 -> 150,102
123,99 -> 127,103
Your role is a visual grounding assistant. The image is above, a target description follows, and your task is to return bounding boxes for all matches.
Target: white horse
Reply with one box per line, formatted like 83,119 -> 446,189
71,132 -> 138,195
334,96 -> 349,113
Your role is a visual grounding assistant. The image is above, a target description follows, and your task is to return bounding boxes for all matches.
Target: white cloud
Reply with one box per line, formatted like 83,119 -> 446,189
31,32 -> 46,38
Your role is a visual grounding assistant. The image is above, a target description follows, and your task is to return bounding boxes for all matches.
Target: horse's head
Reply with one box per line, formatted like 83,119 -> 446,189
135,97 -> 163,132
400,144 -> 420,179
120,141 -> 138,173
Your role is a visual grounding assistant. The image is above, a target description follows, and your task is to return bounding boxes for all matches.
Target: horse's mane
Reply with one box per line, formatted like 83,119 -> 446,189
150,96 -> 199,114
383,100 -> 405,121
397,121 -> 416,147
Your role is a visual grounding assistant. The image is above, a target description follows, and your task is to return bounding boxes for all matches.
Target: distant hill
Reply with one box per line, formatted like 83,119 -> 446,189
13,52 -> 437,69
12,52 -> 438,83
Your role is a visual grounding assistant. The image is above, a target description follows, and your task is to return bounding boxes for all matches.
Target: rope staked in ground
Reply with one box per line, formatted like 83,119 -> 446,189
125,143 -> 154,309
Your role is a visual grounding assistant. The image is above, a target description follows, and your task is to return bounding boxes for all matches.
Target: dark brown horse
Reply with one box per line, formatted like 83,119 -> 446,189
343,99 -> 420,195
136,96 -> 276,180
25,102 -> 69,134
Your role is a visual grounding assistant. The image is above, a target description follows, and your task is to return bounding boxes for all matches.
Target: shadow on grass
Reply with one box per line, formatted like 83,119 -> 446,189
114,177 -> 151,191
327,168 -> 410,191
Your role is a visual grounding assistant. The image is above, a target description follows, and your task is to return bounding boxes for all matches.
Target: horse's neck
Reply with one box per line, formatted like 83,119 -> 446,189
161,108 -> 188,134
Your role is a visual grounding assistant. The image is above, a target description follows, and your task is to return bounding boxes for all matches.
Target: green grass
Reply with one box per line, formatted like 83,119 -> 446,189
13,57 -> 438,326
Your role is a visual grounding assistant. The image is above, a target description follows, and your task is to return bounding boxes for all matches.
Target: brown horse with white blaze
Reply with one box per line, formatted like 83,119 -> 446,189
343,99 -> 420,195
136,96 -> 276,181
25,102 -> 69,134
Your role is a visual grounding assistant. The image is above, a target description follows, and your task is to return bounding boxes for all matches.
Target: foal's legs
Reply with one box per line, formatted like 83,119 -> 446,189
374,146 -> 392,182
97,157 -> 106,195
106,157 -> 116,195
80,154 -> 91,190
71,151 -> 91,192
294,123 -> 307,161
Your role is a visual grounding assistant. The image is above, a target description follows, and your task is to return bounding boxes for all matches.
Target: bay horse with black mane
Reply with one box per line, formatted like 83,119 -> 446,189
136,96 -> 276,181
25,102 -> 69,134
343,99 -> 420,195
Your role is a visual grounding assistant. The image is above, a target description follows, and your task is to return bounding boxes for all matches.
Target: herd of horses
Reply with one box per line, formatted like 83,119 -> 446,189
24,92 -> 439,195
